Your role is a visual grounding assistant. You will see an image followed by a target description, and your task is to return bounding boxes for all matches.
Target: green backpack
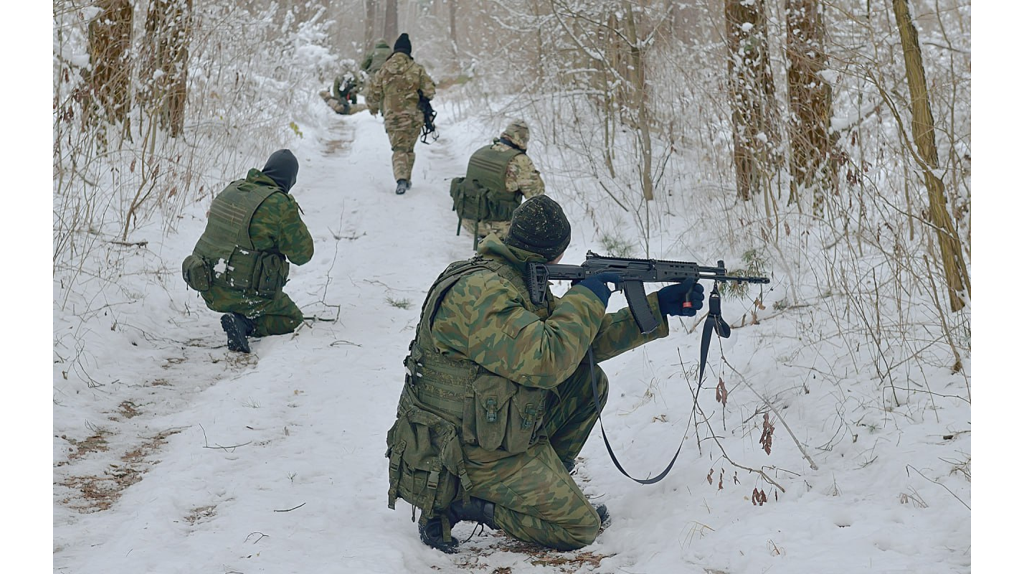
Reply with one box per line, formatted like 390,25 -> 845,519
449,144 -> 523,244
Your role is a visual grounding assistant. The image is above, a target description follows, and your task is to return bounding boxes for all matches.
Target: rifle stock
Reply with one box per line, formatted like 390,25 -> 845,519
527,251 -> 770,334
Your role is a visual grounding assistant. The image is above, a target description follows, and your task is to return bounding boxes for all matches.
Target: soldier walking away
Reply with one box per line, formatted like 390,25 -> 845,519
450,120 -> 546,249
181,149 -> 314,353
361,38 -> 391,79
365,33 -> 436,195
384,195 -> 706,552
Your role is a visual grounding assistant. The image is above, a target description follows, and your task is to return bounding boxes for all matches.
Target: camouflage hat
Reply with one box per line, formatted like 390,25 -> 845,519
503,195 -> 571,261
501,120 -> 530,150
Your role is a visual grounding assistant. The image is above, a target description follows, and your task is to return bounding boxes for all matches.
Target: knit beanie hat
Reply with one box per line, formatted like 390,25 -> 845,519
261,149 -> 299,193
503,196 -> 571,261
394,33 -> 411,55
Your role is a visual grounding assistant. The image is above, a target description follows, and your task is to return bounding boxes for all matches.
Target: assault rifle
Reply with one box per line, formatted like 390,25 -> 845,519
418,90 -> 438,144
527,252 -> 770,335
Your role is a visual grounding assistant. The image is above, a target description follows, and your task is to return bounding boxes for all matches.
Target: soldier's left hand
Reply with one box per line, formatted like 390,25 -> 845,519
657,280 -> 705,317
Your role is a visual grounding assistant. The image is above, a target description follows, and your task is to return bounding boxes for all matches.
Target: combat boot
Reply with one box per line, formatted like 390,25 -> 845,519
595,503 -> 611,526
396,179 -> 410,195
221,313 -> 255,353
450,497 -> 497,529
418,497 -> 497,553
418,515 -> 459,554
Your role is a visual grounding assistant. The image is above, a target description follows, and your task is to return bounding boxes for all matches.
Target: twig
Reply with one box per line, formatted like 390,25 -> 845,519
109,239 -> 149,248
198,423 -> 253,452
906,465 -> 970,510
273,502 -> 306,513
722,357 -> 820,471
245,531 -> 268,544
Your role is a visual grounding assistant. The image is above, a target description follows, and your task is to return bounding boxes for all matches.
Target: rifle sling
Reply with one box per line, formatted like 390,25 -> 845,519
587,283 -> 729,485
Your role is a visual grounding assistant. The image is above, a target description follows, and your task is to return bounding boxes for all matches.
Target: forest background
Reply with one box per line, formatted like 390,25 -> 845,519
37,0 -> 1002,571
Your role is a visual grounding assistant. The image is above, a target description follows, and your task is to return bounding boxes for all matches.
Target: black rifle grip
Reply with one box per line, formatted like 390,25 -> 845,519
622,280 -> 659,335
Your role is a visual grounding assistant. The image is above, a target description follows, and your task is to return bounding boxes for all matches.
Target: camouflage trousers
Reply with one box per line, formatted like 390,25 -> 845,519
199,284 -> 304,337
462,361 -> 610,550
384,113 -> 423,181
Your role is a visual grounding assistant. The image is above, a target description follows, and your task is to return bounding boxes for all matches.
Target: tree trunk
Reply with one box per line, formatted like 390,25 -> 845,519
448,0 -> 458,50
140,0 -> 193,138
785,0 -> 834,211
623,2 -> 654,201
384,0 -> 398,44
725,0 -> 779,201
364,0 -> 377,53
892,0 -> 970,311
86,0 -> 133,129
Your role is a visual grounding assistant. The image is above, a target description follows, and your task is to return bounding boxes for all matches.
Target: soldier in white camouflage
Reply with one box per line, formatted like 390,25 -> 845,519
457,120 -> 546,243
365,33 -> 436,195
385,196 -> 706,552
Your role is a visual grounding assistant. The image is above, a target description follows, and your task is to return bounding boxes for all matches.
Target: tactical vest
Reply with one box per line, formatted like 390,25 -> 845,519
385,255 -> 552,524
449,145 -> 523,225
190,178 -> 288,295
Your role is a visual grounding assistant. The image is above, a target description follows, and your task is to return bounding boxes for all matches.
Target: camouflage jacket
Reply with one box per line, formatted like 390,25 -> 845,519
365,53 -> 436,118
243,171 -> 314,265
490,140 -> 545,200
430,236 -> 669,390
361,41 -> 392,75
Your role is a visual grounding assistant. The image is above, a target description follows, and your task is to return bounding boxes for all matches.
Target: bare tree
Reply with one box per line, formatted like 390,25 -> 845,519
140,0 -> 194,138
86,0 -> 133,133
725,0 -> 780,201
891,0 -> 970,311
785,0 -> 834,212
384,0 -> 398,43
364,0 -> 378,52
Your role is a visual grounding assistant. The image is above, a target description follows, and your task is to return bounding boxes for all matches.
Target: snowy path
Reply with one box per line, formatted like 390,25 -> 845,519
52,103 -> 972,574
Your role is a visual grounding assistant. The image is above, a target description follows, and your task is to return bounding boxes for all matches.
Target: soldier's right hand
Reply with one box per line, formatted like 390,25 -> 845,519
576,272 -> 622,307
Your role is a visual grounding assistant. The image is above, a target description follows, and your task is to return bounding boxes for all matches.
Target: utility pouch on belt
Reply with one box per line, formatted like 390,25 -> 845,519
463,374 -> 546,455
251,252 -> 288,295
181,254 -> 212,292
449,178 -> 520,224
385,406 -> 472,520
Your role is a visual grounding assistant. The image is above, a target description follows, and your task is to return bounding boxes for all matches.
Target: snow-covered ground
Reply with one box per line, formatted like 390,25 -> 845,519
45,88 -> 978,574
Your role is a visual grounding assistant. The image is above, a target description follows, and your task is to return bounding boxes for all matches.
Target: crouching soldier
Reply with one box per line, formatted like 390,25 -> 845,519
181,149 -> 314,353
384,196 -> 705,552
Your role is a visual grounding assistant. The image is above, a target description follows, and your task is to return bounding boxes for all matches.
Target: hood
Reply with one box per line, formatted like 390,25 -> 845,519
477,234 -> 547,276
260,149 -> 299,193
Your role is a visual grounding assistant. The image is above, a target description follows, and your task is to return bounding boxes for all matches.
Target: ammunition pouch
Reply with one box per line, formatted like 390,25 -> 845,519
212,249 -> 288,296
181,254 -> 212,292
449,177 -> 521,224
463,373 -> 546,455
385,406 -> 472,519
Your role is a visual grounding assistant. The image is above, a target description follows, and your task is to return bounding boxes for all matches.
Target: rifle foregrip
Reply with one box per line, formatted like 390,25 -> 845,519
622,281 -> 659,335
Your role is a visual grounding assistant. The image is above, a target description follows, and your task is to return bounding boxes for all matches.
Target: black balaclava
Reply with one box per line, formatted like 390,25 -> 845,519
503,195 -> 572,261
261,149 -> 299,193
394,33 -> 412,56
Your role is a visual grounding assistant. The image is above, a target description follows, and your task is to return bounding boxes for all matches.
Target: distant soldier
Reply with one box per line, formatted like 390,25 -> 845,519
365,33 -> 436,195
319,59 -> 366,115
361,38 -> 391,78
450,120 -> 545,248
181,150 -> 314,353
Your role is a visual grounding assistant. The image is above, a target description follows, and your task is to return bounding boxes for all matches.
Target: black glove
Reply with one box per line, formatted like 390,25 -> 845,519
657,280 -> 705,317
576,272 -> 622,307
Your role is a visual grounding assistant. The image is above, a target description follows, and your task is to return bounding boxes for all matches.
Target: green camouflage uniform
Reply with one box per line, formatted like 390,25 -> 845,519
389,235 -> 669,550
460,138 -> 546,240
361,40 -> 392,77
192,169 -> 314,337
365,52 -> 436,181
